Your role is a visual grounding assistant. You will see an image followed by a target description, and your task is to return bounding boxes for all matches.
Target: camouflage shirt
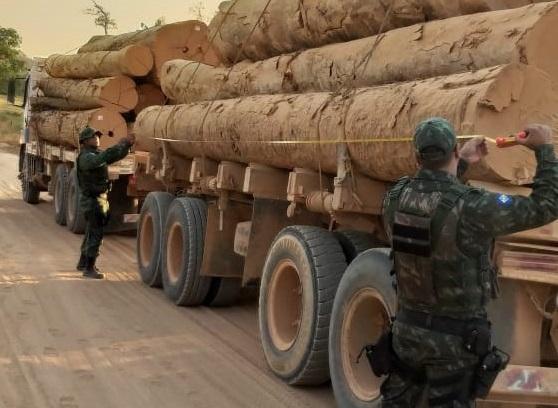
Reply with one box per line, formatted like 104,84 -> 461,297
383,145 -> 558,319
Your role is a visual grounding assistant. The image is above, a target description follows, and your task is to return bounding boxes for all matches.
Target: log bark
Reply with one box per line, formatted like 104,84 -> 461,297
162,2 -> 558,103
37,76 -> 138,113
32,108 -> 127,149
29,96 -> 99,111
135,84 -> 166,115
77,21 -> 221,80
137,64 -> 558,184
209,0 -> 547,64
423,0 -> 546,18
46,45 -> 153,79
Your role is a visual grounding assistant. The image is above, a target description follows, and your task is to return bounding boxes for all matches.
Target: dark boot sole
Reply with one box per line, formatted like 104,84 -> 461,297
83,273 -> 105,280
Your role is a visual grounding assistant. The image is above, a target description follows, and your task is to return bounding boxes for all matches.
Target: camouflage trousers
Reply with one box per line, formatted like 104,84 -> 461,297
80,196 -> 109,258
381,321 -> 479,408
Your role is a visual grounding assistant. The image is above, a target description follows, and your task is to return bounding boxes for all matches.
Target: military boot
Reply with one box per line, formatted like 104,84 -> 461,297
83,257 -> 105,280
76,254 -> 88,271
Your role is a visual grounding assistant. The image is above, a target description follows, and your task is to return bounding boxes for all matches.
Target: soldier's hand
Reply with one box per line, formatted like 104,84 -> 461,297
460,137 -> 488,164
121,133 -> 136,146
517,124 -> 553,150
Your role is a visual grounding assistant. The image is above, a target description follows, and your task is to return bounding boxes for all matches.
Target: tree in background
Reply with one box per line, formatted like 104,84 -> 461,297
0,27 -> 24,81
84,1 -> 117,35
140,17 -> 166,30
189,1 -> 209,23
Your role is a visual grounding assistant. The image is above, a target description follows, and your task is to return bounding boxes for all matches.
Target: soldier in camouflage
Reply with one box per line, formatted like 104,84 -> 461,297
381,118 -> 558,407
76,127 -> 134,279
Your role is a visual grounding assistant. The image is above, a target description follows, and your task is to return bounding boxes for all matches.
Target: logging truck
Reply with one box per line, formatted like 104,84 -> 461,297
19,59 -> 137,233
128,127 -> 558,407
127,2 -> 558,404
16,0 -> 558,406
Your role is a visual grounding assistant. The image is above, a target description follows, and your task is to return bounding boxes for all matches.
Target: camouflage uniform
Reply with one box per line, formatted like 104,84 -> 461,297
381,118 -> 558,407
77,130 -> 131,261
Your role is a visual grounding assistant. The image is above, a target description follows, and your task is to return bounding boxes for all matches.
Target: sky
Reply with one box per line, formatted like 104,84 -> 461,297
1,0 -> 222,57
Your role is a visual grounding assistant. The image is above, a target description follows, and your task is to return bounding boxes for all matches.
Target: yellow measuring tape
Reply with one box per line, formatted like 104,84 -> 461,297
151,135 -> 495,145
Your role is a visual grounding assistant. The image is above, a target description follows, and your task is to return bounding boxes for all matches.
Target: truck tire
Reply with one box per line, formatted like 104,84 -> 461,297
137,192 -> 174,288
21,153 -> 40,204
162,197 -> 211,306
259,226 -> 347,385
204,278 -> 242,307
66,168 -> 86,234
334,230 -> 382,263
53,164 -> 69,226
329,248 -> 396,408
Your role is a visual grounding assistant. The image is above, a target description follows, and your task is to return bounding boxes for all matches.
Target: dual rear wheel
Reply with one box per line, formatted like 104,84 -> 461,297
136,191 -> 396,405
137,193 -> 242,307
22,158 -> 86,234
258,228 -> 393,391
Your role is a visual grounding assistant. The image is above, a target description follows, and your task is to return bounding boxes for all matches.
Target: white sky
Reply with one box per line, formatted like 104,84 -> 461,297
1,0 -> 222,57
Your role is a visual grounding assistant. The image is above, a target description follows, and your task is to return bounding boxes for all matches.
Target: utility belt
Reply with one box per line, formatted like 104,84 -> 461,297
83,183 -> 111,198
362,309 -> 509,399
397,308 -> 491,355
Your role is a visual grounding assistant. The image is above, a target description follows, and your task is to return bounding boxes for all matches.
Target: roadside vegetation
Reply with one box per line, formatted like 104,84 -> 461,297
0,97 -> 23,150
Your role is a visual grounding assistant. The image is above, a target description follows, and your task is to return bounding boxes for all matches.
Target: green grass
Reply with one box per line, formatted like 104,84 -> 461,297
0,97 -> 23,147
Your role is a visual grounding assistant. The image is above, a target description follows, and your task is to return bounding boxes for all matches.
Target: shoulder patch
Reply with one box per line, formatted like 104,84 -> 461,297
497,194 -> 513,207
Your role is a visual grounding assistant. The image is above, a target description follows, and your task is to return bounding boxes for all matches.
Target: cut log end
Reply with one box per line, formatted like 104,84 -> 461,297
89,107 -> 128,144
135,83 -> 166,115
152,21 -> 222,80
32,108 -> 127,149
99,76 -> 139,113
124,45 -> 154,77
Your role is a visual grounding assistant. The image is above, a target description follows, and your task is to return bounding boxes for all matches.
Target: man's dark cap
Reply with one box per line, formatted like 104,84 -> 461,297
414,117 -> 457,162
79,127 -> 102,143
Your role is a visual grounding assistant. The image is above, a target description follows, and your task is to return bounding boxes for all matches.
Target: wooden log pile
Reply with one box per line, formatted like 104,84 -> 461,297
161,3 -> 558,104
208,0 -> 550,64
138,1 -> 558,185
31,20 -> 220,150
138,64 -> 557,183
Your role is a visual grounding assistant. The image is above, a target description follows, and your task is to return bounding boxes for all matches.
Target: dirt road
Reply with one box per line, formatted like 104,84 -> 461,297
0,150 -> 335,408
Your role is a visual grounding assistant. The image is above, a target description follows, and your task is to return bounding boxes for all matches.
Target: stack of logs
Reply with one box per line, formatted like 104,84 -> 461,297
31,21 -> 220,150
135,0 -> 558,185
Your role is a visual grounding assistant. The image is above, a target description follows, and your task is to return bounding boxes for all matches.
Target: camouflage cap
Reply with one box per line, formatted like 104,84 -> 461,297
79,127 -> 102,143
414,117 -> 457,162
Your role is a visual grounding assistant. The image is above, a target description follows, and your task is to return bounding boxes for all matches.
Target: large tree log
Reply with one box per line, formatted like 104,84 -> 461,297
77,21 -> 221,81
424,0 -> 546,18
32,108 -> 127,149
209,0 -> 547,64
37,76 -> 138,113
137,64 -> 558,184
29,96 -> 99,111
46,45 -> 153,79
135,84 -> 166,115
163,2 -> 558,104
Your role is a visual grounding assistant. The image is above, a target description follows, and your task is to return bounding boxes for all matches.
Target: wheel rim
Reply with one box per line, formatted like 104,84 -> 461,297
267,259 -> 303,351
139,213 -> 154,269
341,288 -> 390,402
166,222 -> 184,285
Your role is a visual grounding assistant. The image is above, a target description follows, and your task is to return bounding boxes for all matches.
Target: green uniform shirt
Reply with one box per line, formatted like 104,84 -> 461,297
77,141 -> 131,213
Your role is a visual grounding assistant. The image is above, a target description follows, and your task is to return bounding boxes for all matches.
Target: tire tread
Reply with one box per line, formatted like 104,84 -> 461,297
286,226 -> 346,385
